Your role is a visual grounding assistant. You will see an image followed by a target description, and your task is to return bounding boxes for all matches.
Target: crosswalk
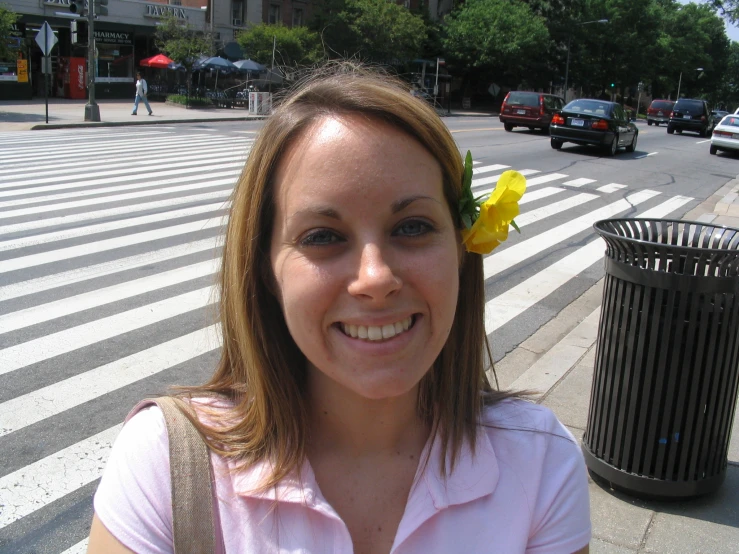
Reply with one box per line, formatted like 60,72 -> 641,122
0,128 -> 694,553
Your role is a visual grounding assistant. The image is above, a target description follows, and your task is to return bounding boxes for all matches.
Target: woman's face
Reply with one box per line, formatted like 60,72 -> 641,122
269,114 -> 460,402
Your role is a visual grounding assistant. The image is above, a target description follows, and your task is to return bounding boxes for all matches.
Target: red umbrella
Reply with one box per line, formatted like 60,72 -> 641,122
140,54 -> 175,69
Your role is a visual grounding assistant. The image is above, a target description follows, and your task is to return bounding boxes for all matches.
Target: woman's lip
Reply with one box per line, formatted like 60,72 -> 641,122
335,313 -> 418,327
333,315 -> 421,350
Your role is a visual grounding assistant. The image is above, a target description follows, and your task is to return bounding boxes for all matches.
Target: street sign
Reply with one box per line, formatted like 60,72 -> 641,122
35,22 -> 58,56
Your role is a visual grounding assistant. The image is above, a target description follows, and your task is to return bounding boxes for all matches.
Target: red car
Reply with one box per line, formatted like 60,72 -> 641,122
499,91 -> 565,132
646,99 -> 675,126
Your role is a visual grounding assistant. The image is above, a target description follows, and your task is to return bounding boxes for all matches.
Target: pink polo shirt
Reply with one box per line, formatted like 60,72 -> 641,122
94,399 -> 591,553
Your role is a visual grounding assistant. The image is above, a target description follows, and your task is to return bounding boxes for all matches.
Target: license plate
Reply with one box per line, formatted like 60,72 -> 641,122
684,115 -> 691,119
658,111 -> 663,116
733,133 -> 739,139
517,109 -> 526,114
571,118 -> 585,127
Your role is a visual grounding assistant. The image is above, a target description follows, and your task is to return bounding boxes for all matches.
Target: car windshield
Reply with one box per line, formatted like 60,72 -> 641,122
651,101 -> 673,110
564,100 -> 612,116
719,115 -> 739,127
675,100 -> 703,111
507,92 -> 540,107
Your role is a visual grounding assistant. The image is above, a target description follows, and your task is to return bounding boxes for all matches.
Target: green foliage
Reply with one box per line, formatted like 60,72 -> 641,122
311,0 -> 427,63
154,14 -> 213,71
166,94 -> 211,106
236,24 -> 324,67
0,4 -> 20,61
441,0 -> 549,79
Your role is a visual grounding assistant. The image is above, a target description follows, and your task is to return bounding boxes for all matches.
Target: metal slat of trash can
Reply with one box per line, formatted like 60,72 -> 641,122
583,218 -> 739,499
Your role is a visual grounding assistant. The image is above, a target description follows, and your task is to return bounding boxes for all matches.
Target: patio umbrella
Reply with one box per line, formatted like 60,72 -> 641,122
196,56 -> 238,72
140,54 -> 175,69
233,59 -> 267,74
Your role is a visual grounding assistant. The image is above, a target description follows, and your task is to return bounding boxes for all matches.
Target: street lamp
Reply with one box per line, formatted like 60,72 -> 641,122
563,19 -> 608,102
676,67 -> 703,100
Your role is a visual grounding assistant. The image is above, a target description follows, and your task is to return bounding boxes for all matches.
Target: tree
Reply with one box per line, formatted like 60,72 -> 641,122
236,24 -> 324,68
311,0 -> 427,63
154,14 -> 213,99
0,4 -> 19,62
442,0 -> 549,85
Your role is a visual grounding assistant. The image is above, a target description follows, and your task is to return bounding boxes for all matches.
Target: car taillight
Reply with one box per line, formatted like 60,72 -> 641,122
670,112 -> 675,118
701,115 -> 706,122
539,96 -> 546,115
591,119 -> 609,130
552,114 -> 565,125
714,130 -> 732,137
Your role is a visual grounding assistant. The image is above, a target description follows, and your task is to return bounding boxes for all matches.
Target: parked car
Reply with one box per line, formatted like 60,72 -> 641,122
712,110 -> 729,120
499,91 -> 565,132
667,98 -> 714,137
646,99 -> 675,126
549,98 -> 638,156
710,114 -> 739,155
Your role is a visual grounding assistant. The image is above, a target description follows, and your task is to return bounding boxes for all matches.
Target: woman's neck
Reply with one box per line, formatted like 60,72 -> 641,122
306,372 -> 430,458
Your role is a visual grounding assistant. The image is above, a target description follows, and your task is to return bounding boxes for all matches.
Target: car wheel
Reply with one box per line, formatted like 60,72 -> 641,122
551,138 -> 563,150
676,128 -> 682,134
655,122 -> 660,126
626,133 -> 637,153
710,144 -> 718,155
504,123 -> 513,132
647,121 -> 653,126
528,126 -> 534,131
606,135 -> 619,156
667,126 -> 674,134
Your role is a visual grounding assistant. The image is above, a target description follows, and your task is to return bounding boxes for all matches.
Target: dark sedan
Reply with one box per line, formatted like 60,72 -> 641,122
549,99 -> 638,156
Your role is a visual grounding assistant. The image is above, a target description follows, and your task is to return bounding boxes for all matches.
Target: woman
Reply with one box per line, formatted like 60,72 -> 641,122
88,63 -> 590,553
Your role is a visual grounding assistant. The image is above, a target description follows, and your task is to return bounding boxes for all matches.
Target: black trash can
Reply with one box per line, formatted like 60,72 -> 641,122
583,218 -> 739,499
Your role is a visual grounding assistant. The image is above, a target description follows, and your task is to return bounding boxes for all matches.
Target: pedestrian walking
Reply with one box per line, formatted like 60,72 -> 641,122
88,62 -> 591,554
132,72 -> 153,116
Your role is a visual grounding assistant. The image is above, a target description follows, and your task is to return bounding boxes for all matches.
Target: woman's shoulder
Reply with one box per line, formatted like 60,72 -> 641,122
479,398 -> 580,456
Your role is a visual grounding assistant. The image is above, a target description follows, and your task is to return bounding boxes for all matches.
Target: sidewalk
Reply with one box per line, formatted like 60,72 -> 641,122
492,181 -> 739,552
0,98 -> 496,131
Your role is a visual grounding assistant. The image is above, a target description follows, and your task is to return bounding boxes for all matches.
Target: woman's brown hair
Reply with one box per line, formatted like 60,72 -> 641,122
177,61 -> 514,488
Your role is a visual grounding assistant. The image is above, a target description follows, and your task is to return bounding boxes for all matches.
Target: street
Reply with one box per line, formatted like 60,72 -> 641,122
0,118 -> 734,553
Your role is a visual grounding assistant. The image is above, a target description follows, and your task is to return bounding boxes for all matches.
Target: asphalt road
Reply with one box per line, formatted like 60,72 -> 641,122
0,119 -> 734,553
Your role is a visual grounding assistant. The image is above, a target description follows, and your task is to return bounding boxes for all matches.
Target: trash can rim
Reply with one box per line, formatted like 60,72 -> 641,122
593,217 -> 739,253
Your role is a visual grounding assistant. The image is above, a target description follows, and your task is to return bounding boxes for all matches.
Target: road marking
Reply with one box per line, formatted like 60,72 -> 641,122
471,169 -> 539,188
597,183 -> 627,193
483,192 -> 692,333
60,540 -> 88,554
0,159 -> 244,197
0,424 -> 122,529
0,217 -> 225,274
634,152 -> 658,159
0,172 -> 239,216
0,190 -> 231,236
473,164 -> 509,175
484,190 -> 662,279
0,237 -> 220,301
515,193 -> 599,226
0,326 -> 221,437
524,173 -> 569,187
0,258 -> 220,333
450,127 -> 500,133
563,178 -> 597,188
0,287 -> 217,375
0,201 -> 230,252
696,140 -> 711,144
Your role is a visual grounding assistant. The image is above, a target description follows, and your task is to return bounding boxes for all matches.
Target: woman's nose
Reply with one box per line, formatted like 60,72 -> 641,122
347,243 -> 402,301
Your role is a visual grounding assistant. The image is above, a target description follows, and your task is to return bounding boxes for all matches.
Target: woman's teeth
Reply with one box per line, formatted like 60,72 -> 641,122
341,316 -> 413,341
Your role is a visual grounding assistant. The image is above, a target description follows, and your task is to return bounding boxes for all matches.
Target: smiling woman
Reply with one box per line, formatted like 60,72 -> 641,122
86,61 -> 591,554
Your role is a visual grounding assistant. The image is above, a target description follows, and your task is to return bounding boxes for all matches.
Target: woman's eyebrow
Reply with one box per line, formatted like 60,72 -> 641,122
392,195 -> 441,213
289,206 -> 342,221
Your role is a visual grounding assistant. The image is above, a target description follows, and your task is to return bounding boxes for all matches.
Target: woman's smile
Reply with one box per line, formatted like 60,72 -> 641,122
338,315 -> 415,341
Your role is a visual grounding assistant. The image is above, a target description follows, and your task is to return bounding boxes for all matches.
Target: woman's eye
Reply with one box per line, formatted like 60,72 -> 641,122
395,219 -> 433,237
300,229 -> 342,246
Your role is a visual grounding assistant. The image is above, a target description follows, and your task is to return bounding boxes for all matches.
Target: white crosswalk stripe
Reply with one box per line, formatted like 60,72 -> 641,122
0,128 -> 697,552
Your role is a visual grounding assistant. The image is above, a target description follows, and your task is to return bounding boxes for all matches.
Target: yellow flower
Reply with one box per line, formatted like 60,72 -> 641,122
461,170 -> 526,255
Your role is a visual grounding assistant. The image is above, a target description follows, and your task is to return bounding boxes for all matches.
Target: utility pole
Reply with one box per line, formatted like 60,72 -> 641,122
85,0 -> 100,121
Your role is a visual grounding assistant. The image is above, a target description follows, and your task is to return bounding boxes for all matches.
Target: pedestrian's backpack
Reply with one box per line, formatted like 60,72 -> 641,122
126,397 -> 221,553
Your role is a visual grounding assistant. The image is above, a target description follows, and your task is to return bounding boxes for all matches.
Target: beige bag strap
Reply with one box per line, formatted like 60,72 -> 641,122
127,397 -> 217,554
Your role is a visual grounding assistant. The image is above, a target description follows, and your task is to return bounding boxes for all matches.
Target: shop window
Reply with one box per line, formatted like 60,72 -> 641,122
268,4 -> 281,24
292,8 -> 303,26
95,43 -> 134,82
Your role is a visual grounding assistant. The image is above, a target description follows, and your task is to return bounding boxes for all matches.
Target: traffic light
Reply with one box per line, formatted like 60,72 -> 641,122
69,1 -> 87,17
94,0 -> 108,17
70,20 -> 88,45
610,82 -> 615,88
